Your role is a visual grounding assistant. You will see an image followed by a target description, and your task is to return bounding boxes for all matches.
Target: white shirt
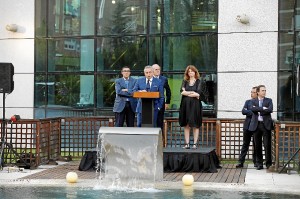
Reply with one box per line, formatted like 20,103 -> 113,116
146,78 -> 153,88
258,97 -> 264,121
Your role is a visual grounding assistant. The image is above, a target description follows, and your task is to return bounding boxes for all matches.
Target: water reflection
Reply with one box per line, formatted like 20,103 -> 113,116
0,186 -> 299,199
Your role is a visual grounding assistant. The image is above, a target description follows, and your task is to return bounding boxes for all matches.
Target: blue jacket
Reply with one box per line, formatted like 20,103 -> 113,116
248,97 -> 273,131
242,99 -> 254,131
133,77 -> 164,113
113,77 -> 137,113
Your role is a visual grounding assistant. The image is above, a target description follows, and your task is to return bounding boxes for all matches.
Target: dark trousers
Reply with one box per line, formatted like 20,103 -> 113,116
253,122 -> 272,167
238,130 -> 256,164
115,102 -> 135,127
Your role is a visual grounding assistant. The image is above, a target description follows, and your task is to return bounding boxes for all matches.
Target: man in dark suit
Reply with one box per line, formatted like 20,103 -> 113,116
113,66 -> 137,127
236,87 -> 257,168
133,65 -> 164,127
152,64 -> 171,130
248,85 -> 273,170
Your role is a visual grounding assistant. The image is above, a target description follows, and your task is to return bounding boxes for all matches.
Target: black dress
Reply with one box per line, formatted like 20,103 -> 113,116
179,79 -> 206,128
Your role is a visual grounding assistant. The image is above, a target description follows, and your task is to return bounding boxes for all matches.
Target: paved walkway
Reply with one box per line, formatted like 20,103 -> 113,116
0,161 -> 299,195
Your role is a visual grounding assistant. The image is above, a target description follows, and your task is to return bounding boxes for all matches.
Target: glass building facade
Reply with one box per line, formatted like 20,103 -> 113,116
34,0 -> 218,118
279,0 -> 300,121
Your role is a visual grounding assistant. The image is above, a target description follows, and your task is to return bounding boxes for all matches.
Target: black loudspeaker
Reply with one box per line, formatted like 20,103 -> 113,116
0,63 -> 14,93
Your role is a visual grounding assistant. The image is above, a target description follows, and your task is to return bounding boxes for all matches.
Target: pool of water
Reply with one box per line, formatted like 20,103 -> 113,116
0,186 -> 299,199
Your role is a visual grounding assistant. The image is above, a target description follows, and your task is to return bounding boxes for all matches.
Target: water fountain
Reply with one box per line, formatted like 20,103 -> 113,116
96,127 -> 163,185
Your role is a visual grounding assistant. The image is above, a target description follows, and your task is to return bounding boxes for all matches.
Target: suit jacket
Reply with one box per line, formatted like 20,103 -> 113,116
242,99 -> 254,131
157,75 -> 171,104
133,77 -> 165,113
113,77 -> 137,113
248,97 -> 273,131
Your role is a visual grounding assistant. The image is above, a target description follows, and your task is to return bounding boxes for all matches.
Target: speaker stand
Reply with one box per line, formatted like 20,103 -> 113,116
0,93 -> 29,170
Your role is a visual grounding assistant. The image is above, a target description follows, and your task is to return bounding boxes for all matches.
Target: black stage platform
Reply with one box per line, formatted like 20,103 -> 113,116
163,147 -> 220,173
79,147 -> 221,173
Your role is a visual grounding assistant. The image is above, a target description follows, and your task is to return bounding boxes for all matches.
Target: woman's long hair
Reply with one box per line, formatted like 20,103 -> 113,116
184,65 -> 200,80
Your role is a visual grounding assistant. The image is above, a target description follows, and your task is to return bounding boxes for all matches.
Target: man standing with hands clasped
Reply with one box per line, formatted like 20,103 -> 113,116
236,87 -> 257,168
248,85 -> 273,170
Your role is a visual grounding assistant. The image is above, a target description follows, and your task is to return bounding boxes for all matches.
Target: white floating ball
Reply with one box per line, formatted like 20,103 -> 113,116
66,172 -> 78,183
182,174 -> 194,186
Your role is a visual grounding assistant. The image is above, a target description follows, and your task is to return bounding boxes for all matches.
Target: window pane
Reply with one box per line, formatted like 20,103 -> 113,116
163,35 -> 217,72
279,0 -> 294,31
149,0 -> 161,34
35,0 -> 47,37
35,39 -> 47,72
34,74 -> 47,107
35,74 -> 94,117
47,74 -> 94,107
48,38 -> 94,72
295,31 -> 300,65
164,0 -> 217,33
97,0 -> 147,36
294,113 -> 300,121
279,32 -> 294,70
96,36 -> 147,71
278,72 -> 293,121
48,0 -> 95,36
149,37 -> 161,65
96,74 -> 119,108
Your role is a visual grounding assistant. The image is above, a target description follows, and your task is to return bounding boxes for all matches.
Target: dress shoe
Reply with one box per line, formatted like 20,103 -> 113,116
236,163 -> 244,168
256,165 -> 263,170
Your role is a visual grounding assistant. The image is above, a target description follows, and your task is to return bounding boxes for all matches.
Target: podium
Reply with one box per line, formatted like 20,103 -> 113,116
133,92 -> 159,127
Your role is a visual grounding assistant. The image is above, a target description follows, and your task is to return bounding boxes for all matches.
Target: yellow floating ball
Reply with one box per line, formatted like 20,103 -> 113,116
182,174 -> 194,186
66,172 -> 78,183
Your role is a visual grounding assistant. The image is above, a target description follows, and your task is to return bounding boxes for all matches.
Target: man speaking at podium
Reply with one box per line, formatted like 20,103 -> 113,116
133,66 -> 164,127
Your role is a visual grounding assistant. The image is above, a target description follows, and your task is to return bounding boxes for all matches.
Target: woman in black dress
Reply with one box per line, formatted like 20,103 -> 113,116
179,65 -> 207,149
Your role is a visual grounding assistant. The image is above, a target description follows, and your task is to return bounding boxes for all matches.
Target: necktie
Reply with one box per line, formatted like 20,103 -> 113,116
146,79 -> 150,91
258,99 -> 263,121
125,80 -> 129,101
259,99 -> 263,107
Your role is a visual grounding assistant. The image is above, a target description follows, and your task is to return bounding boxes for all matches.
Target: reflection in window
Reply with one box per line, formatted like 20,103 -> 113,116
96,36 -> 147,71
278,72 -> 293,120
48,39 -> 94,72
96,74 -> 118,108
48,0 -> 95,36
163,35 -> 217,71
34,74 -> 94,107
279,1 -> 300,121
164,0 -> 217,33
97,0 -> 147,35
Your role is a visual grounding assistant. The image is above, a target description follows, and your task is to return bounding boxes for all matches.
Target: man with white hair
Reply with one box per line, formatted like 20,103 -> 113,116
152,64 -> 171,131
133,66 -> 164,127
